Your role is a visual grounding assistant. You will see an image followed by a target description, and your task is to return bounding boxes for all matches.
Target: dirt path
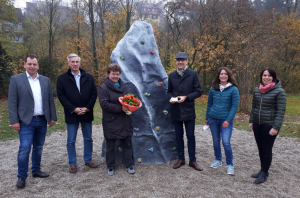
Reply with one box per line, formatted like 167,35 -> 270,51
0,125 -> 299,198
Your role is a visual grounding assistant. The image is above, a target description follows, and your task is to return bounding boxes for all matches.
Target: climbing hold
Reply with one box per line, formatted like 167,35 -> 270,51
140,41 -> 145,44
142,69 -> 145,74
134,127 -> 139,132
137,158 -> 142,163
158,82 -> 163,87
120,56 -> 125,60
145,93 -> 150,97
163,110 -> 168,115
171,147 -> 176,151
118,147 -> 122,152
148,147 -> 154,152
155,126 -> 159,131
150,50 -> 155,54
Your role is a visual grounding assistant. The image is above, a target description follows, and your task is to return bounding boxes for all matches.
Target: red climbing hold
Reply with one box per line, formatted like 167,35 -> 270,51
150,50 -> 155,54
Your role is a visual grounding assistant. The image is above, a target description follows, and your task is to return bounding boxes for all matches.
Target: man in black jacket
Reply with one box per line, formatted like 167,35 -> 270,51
57,53 -> 98,173
167,52 -> 203,171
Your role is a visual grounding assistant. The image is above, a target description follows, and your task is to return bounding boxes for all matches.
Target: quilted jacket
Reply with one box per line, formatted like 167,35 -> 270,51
249,79 -> 286,130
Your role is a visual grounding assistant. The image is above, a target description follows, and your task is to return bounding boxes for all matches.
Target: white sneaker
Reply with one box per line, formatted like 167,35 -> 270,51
227,165 -> 234,175
210,160 -> 222,168
108,168 -> 114,176
126,167 -> 135,174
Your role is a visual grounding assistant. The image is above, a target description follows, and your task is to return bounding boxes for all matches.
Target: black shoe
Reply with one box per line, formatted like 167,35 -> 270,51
32,171 -> 49,178
255,171 -> 267,184
251,170 -> 269,178
16,177 -> 26,188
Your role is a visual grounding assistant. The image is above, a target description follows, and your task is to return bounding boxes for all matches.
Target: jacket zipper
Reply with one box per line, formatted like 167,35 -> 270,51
216,91 -> 222,119
258,93 -> 264,125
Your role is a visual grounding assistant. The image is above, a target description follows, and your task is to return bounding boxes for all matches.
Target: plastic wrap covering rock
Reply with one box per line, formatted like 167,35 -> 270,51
101,21 -> 177,164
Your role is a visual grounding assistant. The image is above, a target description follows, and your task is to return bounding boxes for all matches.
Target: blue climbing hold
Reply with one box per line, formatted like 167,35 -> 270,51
148,147 -> 154,152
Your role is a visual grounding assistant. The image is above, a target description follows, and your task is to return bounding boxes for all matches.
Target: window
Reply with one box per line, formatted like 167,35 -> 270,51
152,15 -> 157,19
15,36 -> 19,41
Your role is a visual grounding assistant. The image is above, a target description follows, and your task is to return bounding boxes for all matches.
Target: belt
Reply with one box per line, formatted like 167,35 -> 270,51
33,115 -> 45,119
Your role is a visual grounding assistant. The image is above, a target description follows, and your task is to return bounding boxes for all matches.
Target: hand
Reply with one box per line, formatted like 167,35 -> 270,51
78,107 -> 89,115
249,123 -> 253,131
177,96 -> 187,103
74,107 -> 83,114
49,120 -> 56,127
269,128 -> 278,136
12,123 -> 20,131
169,97 -> 178,104
222,121 -> 230,128
122,106 -> 130,113
205,120 -> 209,125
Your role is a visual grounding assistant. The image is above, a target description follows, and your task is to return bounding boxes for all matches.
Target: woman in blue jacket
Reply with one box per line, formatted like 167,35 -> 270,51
205,67 -> 239,175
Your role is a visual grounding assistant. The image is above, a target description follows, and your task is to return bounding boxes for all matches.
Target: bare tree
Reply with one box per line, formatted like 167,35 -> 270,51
95,0 -> 119,43
88,0 -> 99,84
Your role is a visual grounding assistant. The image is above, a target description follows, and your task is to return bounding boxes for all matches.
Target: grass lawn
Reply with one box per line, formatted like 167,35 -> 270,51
0,95 -> 299,141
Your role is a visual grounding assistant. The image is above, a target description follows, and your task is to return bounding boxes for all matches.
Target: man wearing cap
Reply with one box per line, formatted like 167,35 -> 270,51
167,52 -> 203,171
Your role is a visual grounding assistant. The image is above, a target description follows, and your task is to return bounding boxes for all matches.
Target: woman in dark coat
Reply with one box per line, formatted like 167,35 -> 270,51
98,63 -> 135,176
249,68 -> 286,184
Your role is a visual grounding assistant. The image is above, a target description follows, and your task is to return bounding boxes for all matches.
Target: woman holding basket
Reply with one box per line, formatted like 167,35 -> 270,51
98,63 -> 135,176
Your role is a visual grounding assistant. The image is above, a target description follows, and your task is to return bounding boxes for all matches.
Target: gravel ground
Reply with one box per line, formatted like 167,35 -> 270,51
0,125 -> 300,198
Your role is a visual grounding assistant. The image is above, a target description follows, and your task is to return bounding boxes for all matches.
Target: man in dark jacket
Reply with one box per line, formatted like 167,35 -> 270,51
167,52 -> 203,171
57,53 -> 98,173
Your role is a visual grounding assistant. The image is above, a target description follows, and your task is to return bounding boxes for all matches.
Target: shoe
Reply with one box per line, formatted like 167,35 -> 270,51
126,167 -> 135,174
32,171 -> 49,178
189,161 -> 203,171
210,160 -> 222,168
255,171 -> 267,184
173,160 -> 185,169
16,177 -> 26,188
227,165 -> 234,175
69,165 -> 77,173
108,168 -> 114,176
85,161 -> 98,168
251,170 -> 269,178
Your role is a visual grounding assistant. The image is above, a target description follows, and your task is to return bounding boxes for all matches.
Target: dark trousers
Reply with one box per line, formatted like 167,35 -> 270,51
173,120 -> 196,162
105,136 -> 133,169
253,123 -> 277,174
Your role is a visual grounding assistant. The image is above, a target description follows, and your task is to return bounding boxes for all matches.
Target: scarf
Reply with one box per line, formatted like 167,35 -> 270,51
219,83 -> 232,92
177,65 -> 188,77
259,82 -> 275,93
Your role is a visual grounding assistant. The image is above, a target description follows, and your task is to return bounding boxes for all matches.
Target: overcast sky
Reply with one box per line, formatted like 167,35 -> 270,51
14,0 -> 27,9
14,0 -> 72,10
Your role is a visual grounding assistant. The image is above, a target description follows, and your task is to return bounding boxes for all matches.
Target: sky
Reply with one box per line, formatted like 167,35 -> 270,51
14,0 -> 27,9
14,0 -> 72,10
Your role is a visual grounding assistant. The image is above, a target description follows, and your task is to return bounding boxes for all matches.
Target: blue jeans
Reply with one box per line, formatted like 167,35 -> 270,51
66,122 -> 93,166
208,117 -> 233,166
173,120 -> 196,162
18,117 -> 47,178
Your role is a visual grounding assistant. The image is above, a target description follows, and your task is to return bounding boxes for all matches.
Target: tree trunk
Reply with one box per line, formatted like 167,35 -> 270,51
89,0 -> 99,85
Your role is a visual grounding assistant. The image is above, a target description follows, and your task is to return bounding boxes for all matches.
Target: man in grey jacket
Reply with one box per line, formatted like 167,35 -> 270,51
8,55 -> 57,188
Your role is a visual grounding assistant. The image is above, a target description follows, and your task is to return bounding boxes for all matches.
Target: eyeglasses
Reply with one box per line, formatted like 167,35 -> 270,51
176,59 -> 187,62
